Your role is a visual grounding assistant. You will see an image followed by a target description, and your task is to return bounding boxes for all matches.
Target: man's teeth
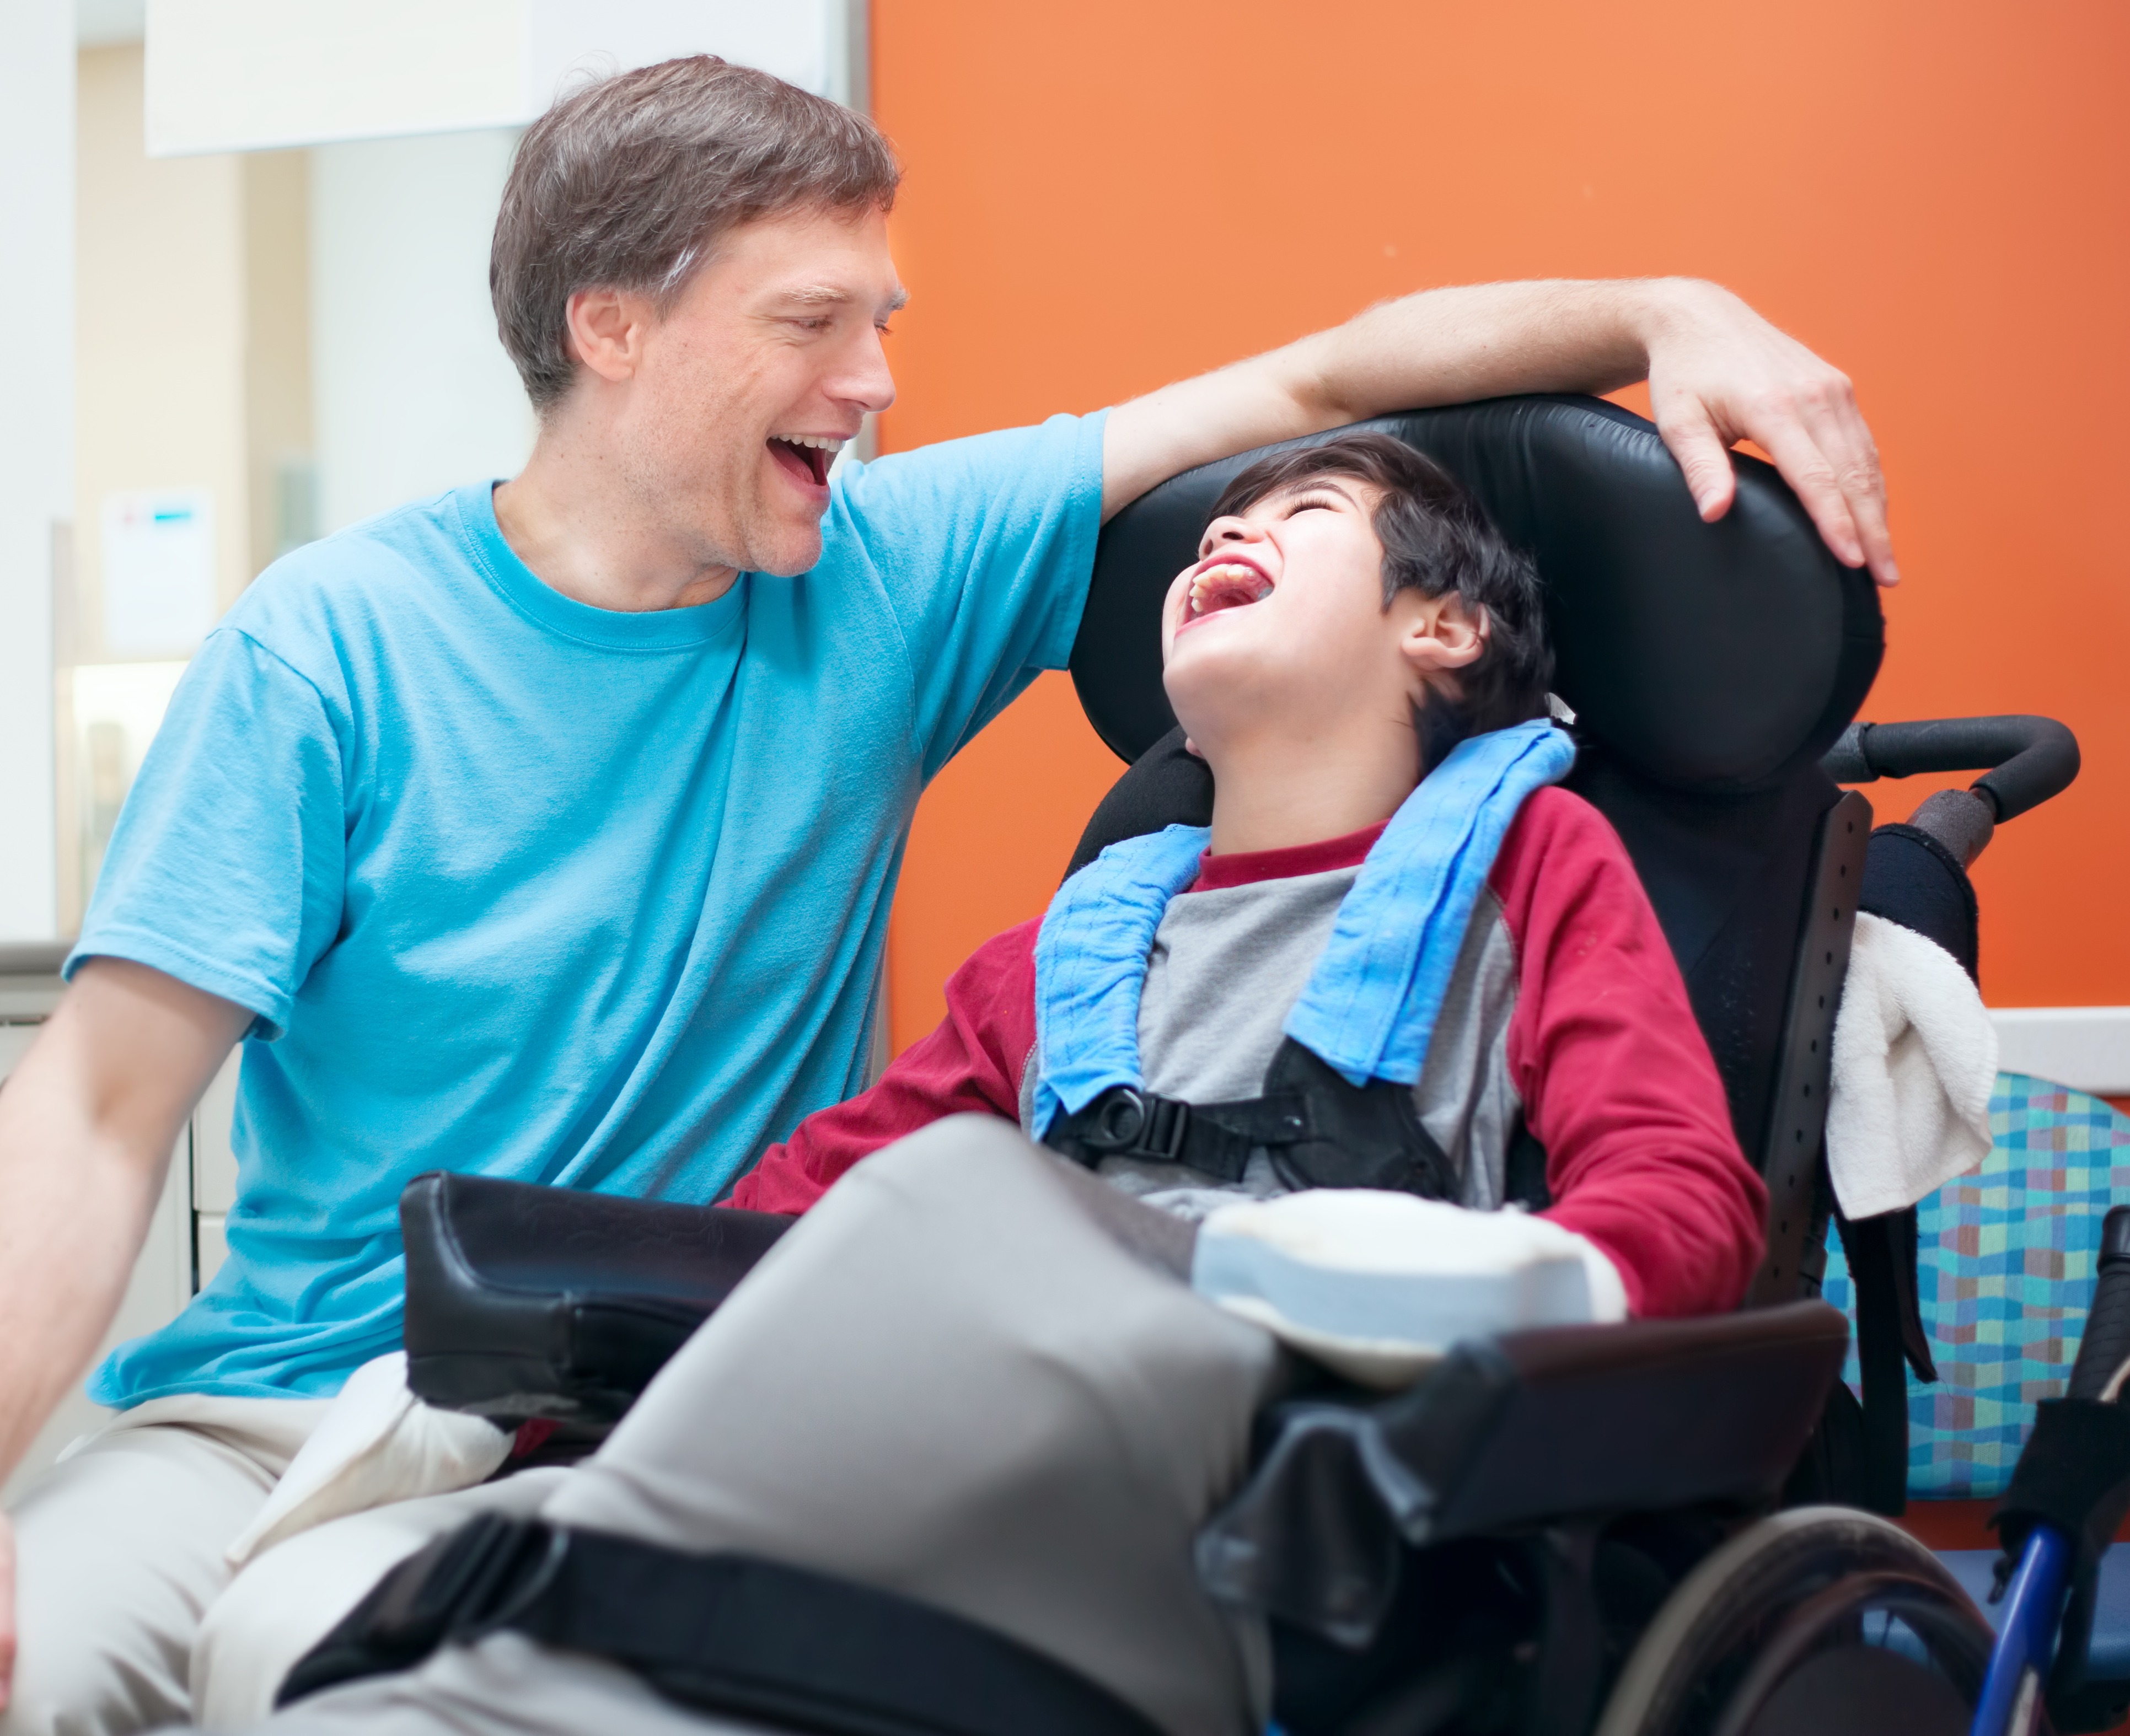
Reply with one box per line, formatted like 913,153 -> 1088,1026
1188,563 -> 1275,615
779,436 -> 845,452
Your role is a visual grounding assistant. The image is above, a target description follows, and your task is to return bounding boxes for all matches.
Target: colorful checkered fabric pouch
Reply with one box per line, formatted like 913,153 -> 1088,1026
1820,1072 -> 2130,1498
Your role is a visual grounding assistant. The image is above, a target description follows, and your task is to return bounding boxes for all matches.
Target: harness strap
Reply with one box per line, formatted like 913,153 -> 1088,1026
280,1512 -> 1161,1736
1043,1037 -> 1493,1202
1044,1084 -> 1308,1184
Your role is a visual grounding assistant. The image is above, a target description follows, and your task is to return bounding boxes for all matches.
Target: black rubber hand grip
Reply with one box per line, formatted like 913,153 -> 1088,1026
1822,716 -> 2080,823
2068,1206 -> 2130,1402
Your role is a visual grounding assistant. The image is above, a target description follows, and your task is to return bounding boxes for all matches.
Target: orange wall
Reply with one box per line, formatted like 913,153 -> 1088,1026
871,0 -> 2130,1050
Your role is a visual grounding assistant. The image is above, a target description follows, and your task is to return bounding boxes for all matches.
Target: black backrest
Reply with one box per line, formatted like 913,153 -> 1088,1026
1065,396 -> 1884,1229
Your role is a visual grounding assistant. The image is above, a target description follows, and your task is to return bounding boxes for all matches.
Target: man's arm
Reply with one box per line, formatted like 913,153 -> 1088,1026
1102,277 -> 1896,586
0,958 -> 248,1706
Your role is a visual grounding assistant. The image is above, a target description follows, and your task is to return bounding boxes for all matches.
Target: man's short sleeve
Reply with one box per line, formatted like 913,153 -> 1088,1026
833,411 -> 1107,780
67,628 -> 348,1039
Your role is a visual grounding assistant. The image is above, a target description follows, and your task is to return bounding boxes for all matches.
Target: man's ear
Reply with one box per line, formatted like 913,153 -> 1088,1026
564,287 -> 655,385
1398,592 -> 1489,682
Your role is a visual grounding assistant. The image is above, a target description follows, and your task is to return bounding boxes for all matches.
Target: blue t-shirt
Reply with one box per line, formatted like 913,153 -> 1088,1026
71,412 -> 1107,1405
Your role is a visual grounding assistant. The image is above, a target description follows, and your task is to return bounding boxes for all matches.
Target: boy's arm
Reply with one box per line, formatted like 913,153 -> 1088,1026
731,921 -> 1042,1214
1102,278 -> 1895,586
1493,790 -> 1768,1316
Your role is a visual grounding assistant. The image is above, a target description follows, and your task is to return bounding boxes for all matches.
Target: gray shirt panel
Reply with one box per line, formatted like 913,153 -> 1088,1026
1021,866 -> 1526,1214
1139,867 -> 1356,1101
1412,889 -> 1522,1211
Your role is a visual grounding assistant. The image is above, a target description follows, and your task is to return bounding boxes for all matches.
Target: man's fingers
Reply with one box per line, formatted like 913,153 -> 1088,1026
1783,374 -> 1896,582
1818,397 -> 1898,586
1654,399 -> 1737,523
1745,411 -> 1869,572
0,1512 -> 15,1712
1837,467 -> 1898,586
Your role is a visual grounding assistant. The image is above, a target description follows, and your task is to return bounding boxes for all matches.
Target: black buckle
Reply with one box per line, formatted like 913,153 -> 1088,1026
1085,1088 -> 1190,1162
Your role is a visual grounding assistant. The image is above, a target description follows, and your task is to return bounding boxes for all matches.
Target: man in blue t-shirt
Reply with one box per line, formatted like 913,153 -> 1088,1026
0,53 -> 1897,1733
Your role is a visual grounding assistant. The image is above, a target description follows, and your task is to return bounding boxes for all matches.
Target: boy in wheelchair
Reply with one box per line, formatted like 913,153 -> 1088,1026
729,429 -> 1763,1315
251,433 -> 1770,1735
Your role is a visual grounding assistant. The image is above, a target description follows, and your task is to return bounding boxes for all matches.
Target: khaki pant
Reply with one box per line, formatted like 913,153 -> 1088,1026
1,1397 -> 318,1736
3,1386 -> 556,1734
193,1471 -> 568,1729
266,1117 -> 1284,1736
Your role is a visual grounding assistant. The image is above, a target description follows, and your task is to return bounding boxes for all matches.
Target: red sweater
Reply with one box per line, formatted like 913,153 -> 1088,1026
734,788 -> 1766,1317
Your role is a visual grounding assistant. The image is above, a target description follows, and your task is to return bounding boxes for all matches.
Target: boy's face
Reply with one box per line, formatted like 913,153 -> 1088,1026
1161,476 -> 1435,757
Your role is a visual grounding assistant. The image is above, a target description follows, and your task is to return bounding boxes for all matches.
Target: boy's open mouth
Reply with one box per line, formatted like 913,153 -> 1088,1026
769,436 -> 843,489
1188,560 -> 1275,617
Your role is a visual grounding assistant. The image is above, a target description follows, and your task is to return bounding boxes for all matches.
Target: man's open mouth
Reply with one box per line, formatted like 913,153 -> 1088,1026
768,436 -> 844,489
1187,561 -> 1275,617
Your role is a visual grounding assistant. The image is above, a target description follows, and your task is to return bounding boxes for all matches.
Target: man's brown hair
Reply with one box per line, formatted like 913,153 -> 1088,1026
492,57 -> 900,412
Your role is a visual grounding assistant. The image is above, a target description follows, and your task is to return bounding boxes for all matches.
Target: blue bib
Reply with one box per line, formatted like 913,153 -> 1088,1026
1031,720 -> 1576,1138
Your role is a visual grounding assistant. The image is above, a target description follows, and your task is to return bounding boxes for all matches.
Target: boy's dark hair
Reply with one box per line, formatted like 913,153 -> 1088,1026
1208,432 -> 1553,750
493,57 -> 900,413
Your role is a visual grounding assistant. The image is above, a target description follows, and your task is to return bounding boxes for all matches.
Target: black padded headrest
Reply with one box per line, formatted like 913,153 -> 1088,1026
1065,397 -> 1887,1175
1070,395 -> 1882,794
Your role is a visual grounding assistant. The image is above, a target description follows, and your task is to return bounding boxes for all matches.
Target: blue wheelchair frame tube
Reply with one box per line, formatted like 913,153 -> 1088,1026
1971,1526 -> 2074,1736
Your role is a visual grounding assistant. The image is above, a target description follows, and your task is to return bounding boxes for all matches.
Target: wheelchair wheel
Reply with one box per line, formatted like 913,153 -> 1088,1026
1591,1506 -> 1997,1736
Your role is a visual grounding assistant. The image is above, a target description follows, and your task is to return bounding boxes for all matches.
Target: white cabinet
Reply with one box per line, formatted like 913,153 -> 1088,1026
0,946 -> 233,1499
191,1047 -> 240,1287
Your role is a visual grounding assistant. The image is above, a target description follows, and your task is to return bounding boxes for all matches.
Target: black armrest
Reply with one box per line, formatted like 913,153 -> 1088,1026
400,1171 -> 792,1424
1198,1301 -> 1849,1646
1408,1300 -> 1848,1534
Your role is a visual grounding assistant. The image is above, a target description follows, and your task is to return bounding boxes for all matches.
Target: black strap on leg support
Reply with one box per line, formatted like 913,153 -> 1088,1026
280,1512 -> 1161,1736
1835,1205 -> 1936,1515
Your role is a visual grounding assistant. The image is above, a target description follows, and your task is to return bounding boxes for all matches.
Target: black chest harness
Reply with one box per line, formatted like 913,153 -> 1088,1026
1040,1035 -> 1550,1210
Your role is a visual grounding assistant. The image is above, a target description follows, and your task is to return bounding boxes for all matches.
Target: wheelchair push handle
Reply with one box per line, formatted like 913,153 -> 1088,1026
1823,715 -> 2080,824
2068,1206 -> 2130,1404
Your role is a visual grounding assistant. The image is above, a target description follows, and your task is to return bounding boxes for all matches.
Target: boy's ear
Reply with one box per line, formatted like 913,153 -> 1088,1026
1397,592 -> 1489,682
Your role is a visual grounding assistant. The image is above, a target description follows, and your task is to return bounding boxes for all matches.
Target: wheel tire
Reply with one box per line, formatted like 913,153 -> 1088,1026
1591,1506 -> 1995,1736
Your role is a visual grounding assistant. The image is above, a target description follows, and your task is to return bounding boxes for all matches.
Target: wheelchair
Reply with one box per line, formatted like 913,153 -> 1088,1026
305,396 -> 2110,1736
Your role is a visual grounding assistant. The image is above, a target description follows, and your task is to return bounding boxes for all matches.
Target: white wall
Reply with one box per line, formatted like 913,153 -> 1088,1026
74,45 -> 251,633
311,129 -> 534,532
146,0 -> 854,155
0,0 -> 72,942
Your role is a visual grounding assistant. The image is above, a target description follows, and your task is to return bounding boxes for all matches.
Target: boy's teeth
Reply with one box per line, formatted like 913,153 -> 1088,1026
1187,562 -> 1273,615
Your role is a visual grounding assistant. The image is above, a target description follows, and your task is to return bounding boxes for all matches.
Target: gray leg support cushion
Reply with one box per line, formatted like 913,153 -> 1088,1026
543,1114 -> 1279,1736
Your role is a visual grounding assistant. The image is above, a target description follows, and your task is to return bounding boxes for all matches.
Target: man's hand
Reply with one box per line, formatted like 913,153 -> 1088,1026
1103,277 -> 1897,586
1641,280 -> 1894,585
0,958 -> 246,1712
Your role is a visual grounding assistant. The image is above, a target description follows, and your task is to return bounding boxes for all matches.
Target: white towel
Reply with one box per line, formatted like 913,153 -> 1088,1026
222,1352 -> 512,1567
1827,910 -> 1997,1220
1193,1189 -> 1628,1389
